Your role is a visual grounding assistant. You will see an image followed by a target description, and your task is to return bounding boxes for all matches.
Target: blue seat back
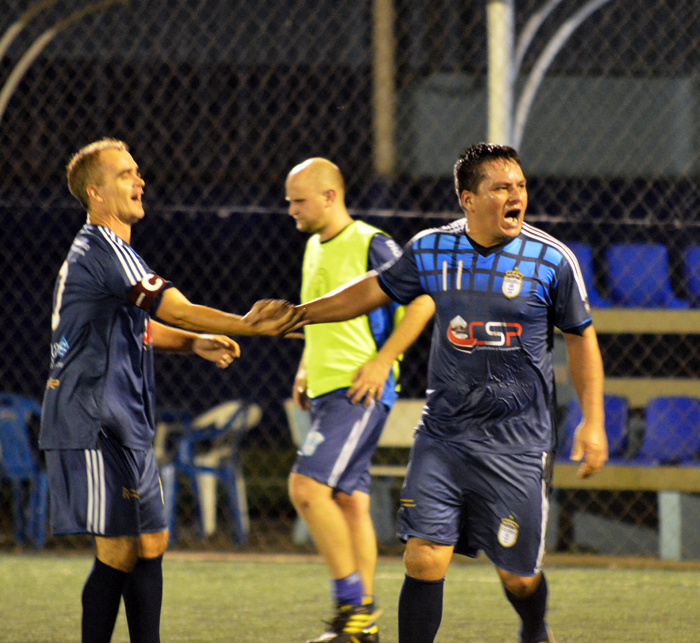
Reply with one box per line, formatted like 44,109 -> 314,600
560,395 -> 628,459
639,397 -> 700,464
566,242 -> 609,308
684,246 -> 700,308
605,243 -> 688,308
0,394 -> 43,480
174,400 -> 262,464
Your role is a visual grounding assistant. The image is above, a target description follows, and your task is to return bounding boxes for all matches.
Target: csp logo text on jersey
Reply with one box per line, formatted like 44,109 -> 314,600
447,316 -> 522,353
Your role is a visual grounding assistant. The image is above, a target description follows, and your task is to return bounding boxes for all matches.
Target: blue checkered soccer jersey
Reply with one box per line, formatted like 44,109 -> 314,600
377,219 -> 592,453
40,224 -> 171,451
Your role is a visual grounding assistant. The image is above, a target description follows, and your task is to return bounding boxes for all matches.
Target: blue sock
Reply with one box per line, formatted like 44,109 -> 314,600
81,557 -> 128,643
333,571 -> 364,606
398,575 -> 444,643
504,573 -> 549,643
122,555 -> 164,643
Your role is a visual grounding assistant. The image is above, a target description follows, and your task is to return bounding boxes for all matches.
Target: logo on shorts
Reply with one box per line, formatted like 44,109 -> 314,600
502,270 -> 523,298
300,431 -> 325,456
122,487 -> 140,500
497,517 -> 519,547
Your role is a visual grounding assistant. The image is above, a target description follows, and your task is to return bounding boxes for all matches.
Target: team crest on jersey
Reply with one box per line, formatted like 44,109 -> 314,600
497,517 -> 519,547
502,270 -> 523,298
301,430 -> 325,456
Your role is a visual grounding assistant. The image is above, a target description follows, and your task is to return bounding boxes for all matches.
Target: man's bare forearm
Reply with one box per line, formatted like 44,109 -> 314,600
297,271 -> 391,323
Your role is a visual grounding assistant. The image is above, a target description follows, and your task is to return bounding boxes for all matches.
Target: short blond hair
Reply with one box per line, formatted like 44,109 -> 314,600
66,138 -> 129,210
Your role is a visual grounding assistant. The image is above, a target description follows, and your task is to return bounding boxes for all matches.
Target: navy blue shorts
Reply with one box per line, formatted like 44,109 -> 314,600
397,431 -> 553,576
45,430 -> 166,537
292,389 -> 389,495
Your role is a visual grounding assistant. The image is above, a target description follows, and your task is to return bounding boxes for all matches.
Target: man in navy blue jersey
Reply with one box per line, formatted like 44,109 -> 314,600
40,138 -> 302,643
253,143 -> 607,643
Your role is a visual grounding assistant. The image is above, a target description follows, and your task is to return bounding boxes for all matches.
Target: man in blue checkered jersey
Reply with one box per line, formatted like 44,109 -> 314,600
40,138 -> 302,643
281,143 -> 608,643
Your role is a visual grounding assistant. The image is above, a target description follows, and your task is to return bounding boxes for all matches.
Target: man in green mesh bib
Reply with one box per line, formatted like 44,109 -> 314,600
286,158 -> 434,643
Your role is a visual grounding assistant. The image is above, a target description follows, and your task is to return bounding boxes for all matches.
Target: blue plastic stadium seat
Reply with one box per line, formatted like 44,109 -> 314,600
566,242 -> 610,308
0,393 -> 48,548
605,243 -> 689,308
558,395 -> 628,461
635,397 -> 700,465
684,246 -> 700,308
159,400 -> 261,545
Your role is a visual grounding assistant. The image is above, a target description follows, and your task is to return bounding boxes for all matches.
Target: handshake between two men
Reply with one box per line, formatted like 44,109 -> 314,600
245,299 -> 308,337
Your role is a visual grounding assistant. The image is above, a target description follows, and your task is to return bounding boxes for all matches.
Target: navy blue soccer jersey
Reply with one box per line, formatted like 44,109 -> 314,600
377,219 -> 592,453
40,224 -> 171,451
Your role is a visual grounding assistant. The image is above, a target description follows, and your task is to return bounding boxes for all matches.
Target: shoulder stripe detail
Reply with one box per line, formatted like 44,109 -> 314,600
411,219 -> 465,247
521,223 -> 588,302
98,227 -> 147,286
412,227 -> 440,244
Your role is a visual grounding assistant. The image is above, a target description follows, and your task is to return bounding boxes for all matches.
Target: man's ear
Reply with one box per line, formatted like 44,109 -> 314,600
459,190 -> 473,213
86,184 -> 103,205
323,188 -> 336,205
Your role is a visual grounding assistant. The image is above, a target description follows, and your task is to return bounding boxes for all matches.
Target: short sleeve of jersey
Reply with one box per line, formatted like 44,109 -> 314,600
376,239 -> 425,305
367,233 -> 403,272
553,254 -> 592,336
90,227 -> 172,315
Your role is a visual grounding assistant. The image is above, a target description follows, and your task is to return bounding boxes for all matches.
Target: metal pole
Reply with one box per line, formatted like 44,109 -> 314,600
371,0 -> 397,176
486,0 -> 515,145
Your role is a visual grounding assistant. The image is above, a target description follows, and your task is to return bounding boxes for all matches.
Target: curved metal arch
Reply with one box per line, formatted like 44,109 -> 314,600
0,0 -> 61,63
513,0 -> 615,150
0,0 -> 129,124
514,0 -> 566,75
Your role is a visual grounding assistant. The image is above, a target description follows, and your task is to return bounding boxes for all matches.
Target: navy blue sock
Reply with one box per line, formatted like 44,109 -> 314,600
122,555 -> 164,643
504,573 -> 549,643
398,575 -> 444,643
333,571 -> 364,606
81,557 -> 128,643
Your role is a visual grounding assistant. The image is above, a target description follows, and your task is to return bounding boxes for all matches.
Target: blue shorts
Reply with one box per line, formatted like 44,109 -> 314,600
292,389 -> 389,495
45,430 -> 166,537
397,431 -> 553,576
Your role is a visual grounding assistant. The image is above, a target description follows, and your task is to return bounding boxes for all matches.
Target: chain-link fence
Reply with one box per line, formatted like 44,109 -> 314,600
1,0 -> 700,559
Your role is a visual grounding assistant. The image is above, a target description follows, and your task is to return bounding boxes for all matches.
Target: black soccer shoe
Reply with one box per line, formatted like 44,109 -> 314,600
306,604 -> 382,643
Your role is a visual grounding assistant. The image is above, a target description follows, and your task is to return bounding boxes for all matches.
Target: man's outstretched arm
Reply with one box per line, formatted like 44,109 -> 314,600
247,271 -> 393,333
297,271 -> 391,323
155,287 -> 304,336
